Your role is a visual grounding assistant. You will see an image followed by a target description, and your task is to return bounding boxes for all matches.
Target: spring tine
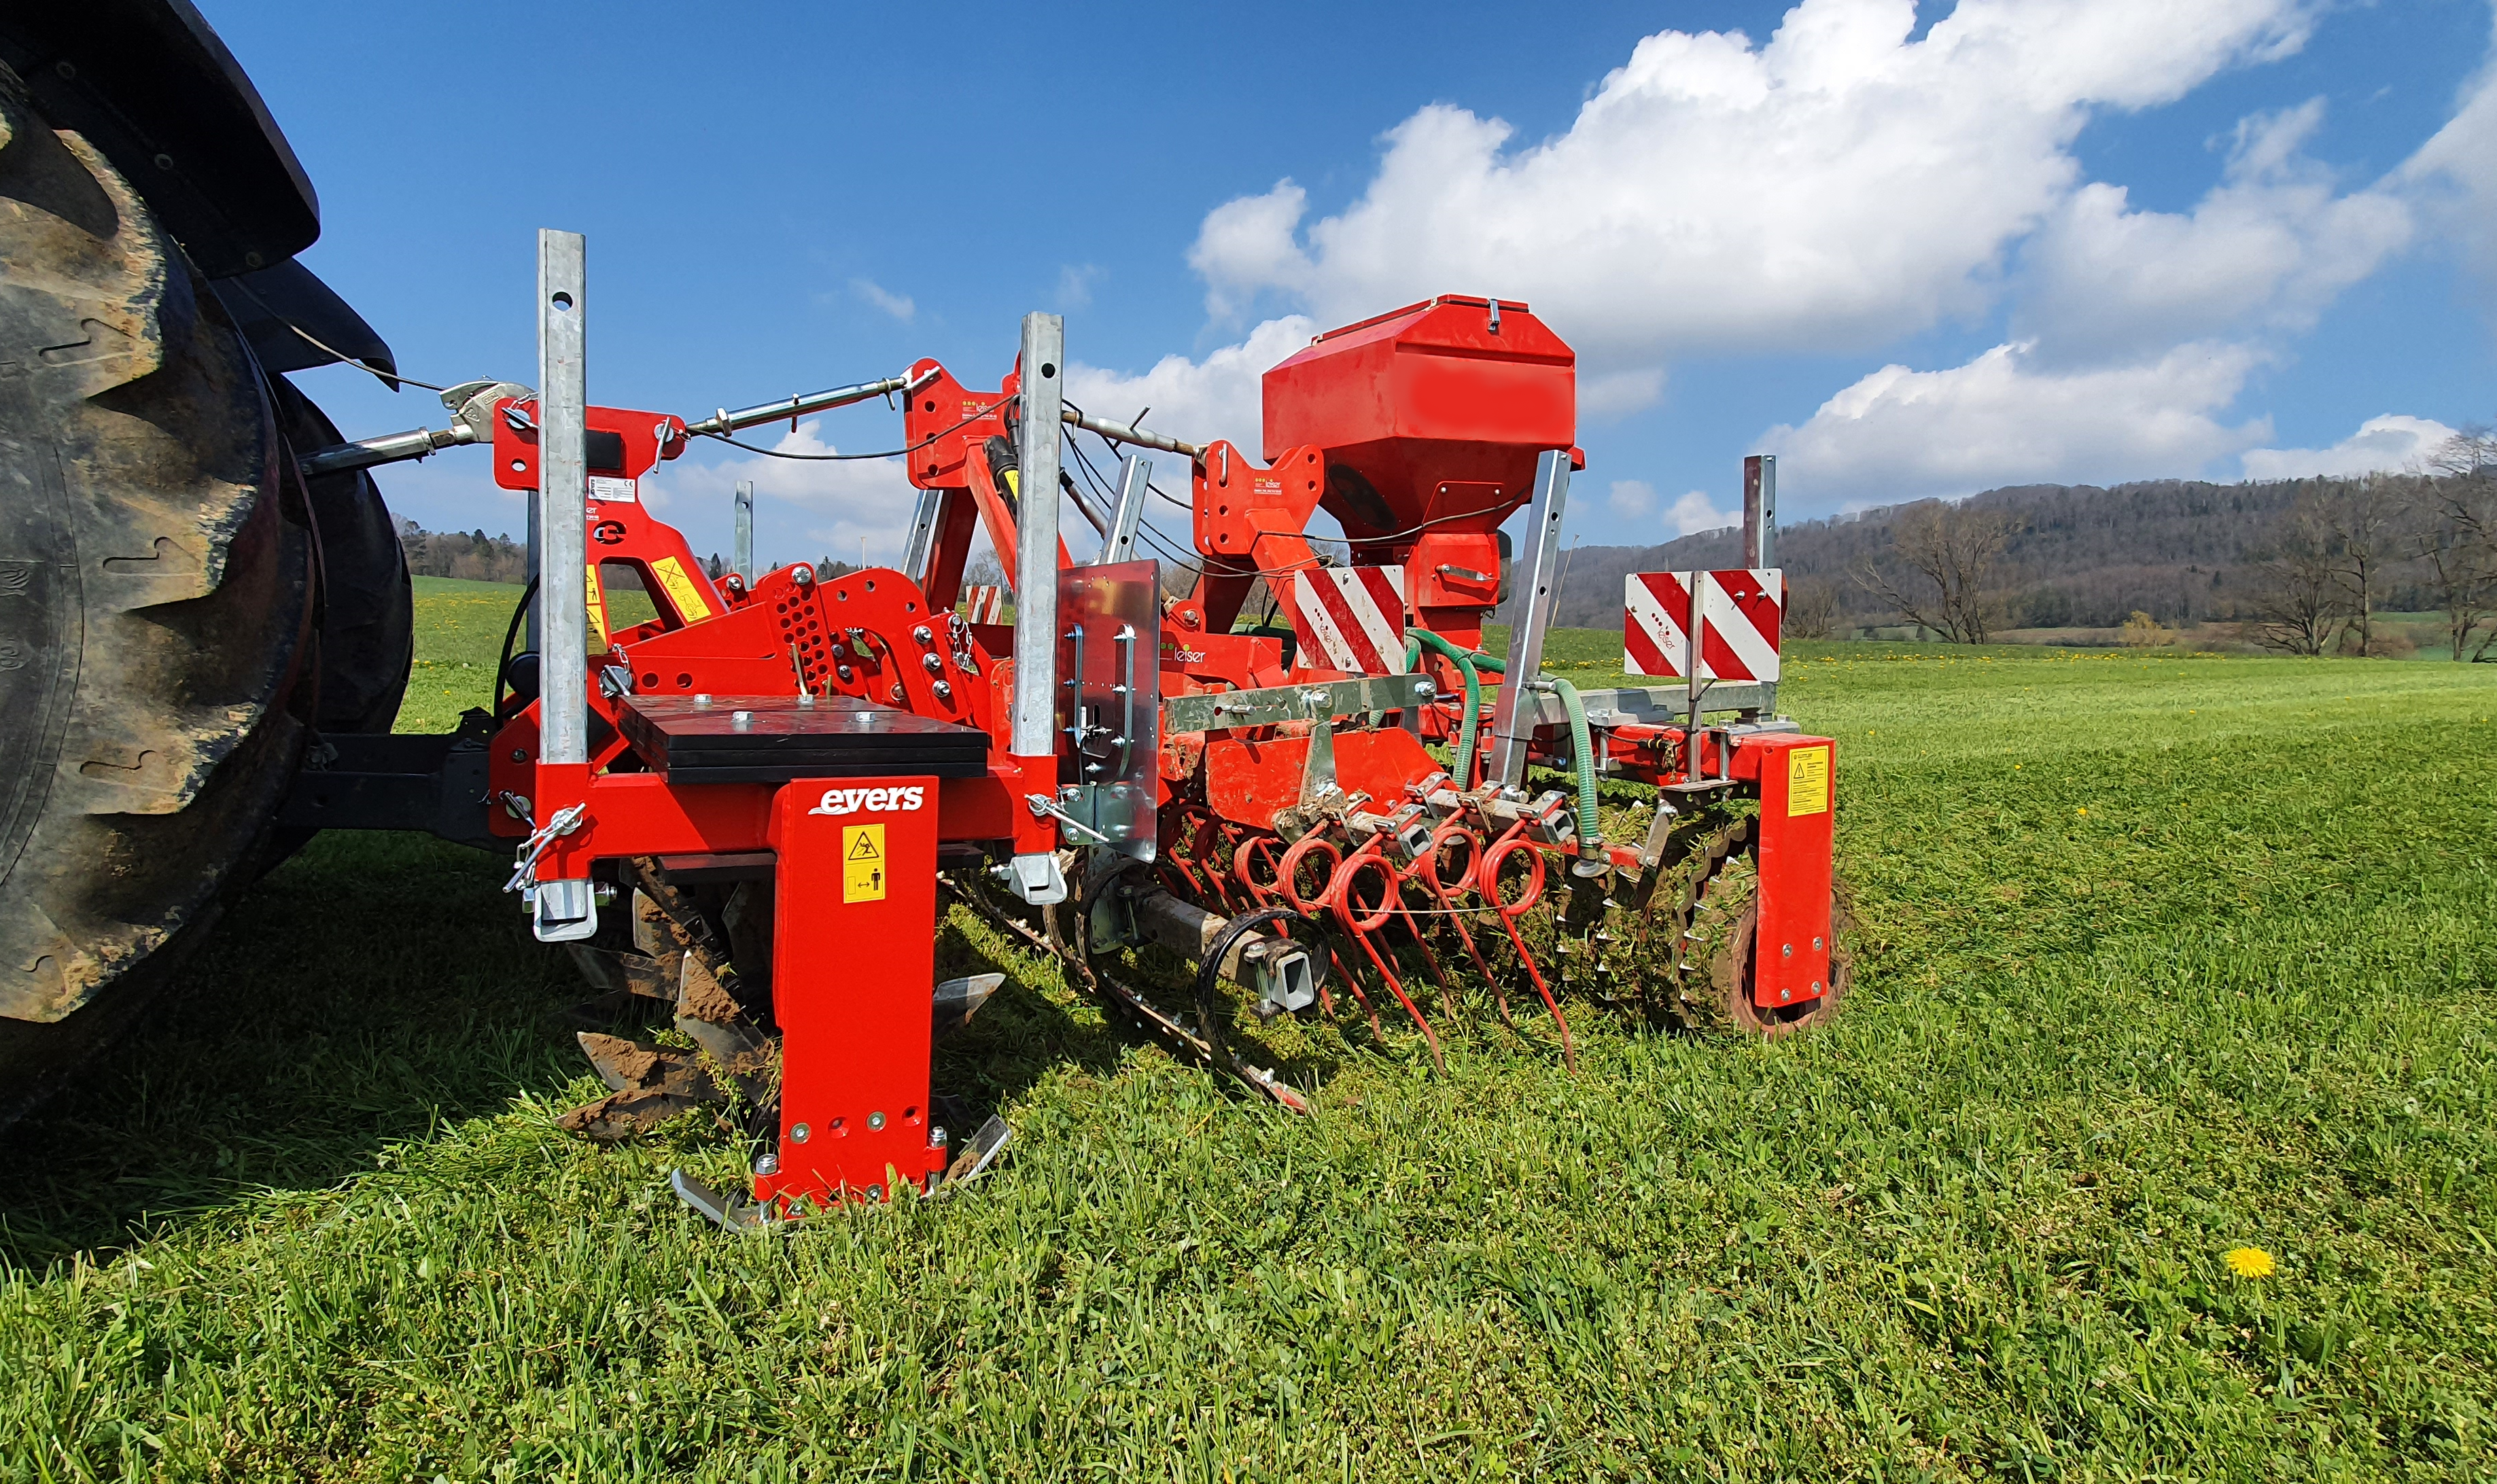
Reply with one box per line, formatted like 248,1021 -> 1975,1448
1389,871 -> 1459,1024
1476,819 -> 1577,1073
1327,844 -> 1444,1071
1444,900 -> 1512,1028
1334,893 -> 1444,1072
1494,908 -> 1577,1074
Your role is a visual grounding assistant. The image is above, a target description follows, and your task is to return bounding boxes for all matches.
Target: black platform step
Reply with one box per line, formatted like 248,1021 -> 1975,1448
616,694 -> 990,784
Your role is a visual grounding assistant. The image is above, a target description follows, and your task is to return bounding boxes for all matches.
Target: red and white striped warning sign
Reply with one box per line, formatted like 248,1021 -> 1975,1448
1291,566 -> 1408,675
1624,569 -> 1783,682
962,584 -> 1007,624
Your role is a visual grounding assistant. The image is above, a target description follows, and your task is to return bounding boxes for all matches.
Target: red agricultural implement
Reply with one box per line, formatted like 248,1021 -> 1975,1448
285,230 -> 1848,1222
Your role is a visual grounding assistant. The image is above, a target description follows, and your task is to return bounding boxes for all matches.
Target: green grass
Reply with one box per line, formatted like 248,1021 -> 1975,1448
3,600 -> 2494,1480
401,576 -> 524,732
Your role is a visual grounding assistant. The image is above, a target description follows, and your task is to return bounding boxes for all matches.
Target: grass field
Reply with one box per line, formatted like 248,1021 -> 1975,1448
3,578 -> 2494,1480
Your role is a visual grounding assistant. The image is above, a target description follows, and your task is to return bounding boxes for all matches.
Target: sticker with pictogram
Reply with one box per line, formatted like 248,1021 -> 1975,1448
1786,745 -> 1830,817
841,823 -> 886,902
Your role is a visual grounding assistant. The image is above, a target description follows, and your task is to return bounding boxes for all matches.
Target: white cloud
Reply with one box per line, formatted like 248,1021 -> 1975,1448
641,419 -> 918,566
1187,0 -> 2319,361
1064,315 -> 1318,464
1055,264 -> 1104,311
2396,18 -> 2497,290
850,278 -> 915,322
2240,414 -> 2460,480
1667,489 -> 1741,535
1582,367 -> 1666,421
1762,339 -> 2269,501
2015,99 -> 2411,363
1593,478 -> 1736,538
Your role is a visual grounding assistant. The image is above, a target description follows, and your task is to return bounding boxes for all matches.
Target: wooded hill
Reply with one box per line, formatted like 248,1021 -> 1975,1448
1501,476 -> 2453,633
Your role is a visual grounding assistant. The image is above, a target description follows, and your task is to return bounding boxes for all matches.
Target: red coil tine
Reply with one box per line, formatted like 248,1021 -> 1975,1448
1187,811 -> 1240,913
1234,834 -> 1285,907
1281,832 -> 1370,1031
1164,808 -> 1214,900
1416,822 -> 1512,1026
1478,822 -> 1578,1072
1328,844 -> 1444,1072
1389,845 -> 1461,1023
1230,833 -> 1336,1013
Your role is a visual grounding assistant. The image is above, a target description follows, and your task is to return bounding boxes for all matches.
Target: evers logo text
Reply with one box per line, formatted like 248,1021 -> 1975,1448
807,785 -> 926,816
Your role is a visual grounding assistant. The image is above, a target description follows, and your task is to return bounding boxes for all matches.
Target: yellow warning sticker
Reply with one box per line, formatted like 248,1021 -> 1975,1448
841,823 -> 886,903
585,563 -> 609,649
649,556 -> 714,622
1787,745 -> 1831,817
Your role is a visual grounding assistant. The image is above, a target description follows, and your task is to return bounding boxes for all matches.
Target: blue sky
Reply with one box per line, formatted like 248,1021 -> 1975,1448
220,0 -> 2497,567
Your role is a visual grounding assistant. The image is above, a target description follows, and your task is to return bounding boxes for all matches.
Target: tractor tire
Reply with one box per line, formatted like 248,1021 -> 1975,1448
1675,851 -> 1853,1038
0,65 -> 317,1123
270,372 -> 411,736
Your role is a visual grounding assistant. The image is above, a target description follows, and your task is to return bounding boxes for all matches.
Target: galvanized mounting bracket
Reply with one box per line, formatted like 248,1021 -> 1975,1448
1162,673 -> 1436,735
1487,449 -> 1572,786
1297,688 -> 1340,806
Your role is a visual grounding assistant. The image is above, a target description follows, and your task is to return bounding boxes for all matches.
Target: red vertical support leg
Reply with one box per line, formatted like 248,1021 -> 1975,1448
756,776 -> 949,1209
1749,736 -> 1836,1010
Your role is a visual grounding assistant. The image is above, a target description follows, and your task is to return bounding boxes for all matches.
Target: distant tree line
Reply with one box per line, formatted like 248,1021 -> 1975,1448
398,520 -> 527,584
398,522 -> 884,591
1505,427 -> 2497,659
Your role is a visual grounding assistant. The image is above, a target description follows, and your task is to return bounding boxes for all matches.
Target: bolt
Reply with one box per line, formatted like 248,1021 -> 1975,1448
1814,936 -> 1824,951
837,665 -> 854,682
922,653 -> 943,674
790,1122 -> 811,1144
888,684 -> 903,703
913,625 -> 933,646
931,680 -> 954,702
1781,942 -> 1793,959
731,709 -> 753,724
930,1125 -> 949,1148
694,693 -> 712,704
1780,987 -> 1792,1002
867,1111 -> 887,1131
508,748 -> 528,763
867,1184 -> 886,1202
1811,980 -> 1823,993
753,1152 -> 780,1176
792,565 -> 814,586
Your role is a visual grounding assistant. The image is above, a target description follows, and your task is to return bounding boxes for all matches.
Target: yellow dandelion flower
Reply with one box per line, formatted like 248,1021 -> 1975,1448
2224,1246 -> 2275,1278
2076,807 -> 2088,816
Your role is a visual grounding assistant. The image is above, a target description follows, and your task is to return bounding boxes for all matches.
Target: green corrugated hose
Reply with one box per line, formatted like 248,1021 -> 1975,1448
1405,629 -> 1485,787
1544,676 -> 1603,866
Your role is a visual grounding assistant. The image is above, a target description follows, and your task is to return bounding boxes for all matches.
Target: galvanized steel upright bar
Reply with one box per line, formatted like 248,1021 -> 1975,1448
1685,567 -> 1707,783
901,488 -> 943,587
1007,313 -> 1069,903
1486,449 -> 1571,788
536,228 -> 589,771
733,480 -> 754,583
1009,312 -> 1066,761
1743,454 -> 1777,569
1102,453 -> 1150,564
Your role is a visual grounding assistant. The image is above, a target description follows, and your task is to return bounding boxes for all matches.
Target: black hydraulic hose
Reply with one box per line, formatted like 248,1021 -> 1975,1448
493,576 -> 540,721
